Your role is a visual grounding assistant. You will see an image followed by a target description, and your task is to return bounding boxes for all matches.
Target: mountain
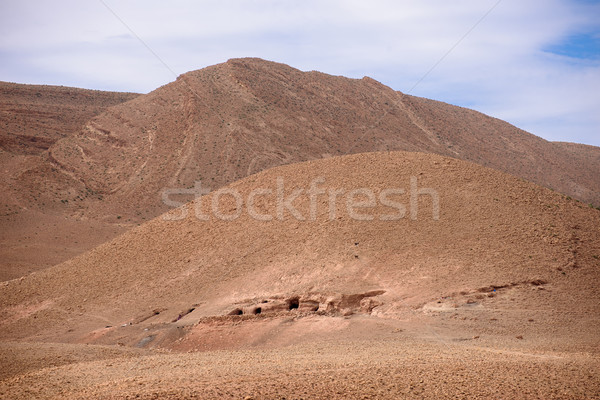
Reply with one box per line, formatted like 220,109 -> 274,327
48,58 -> 600,212
1,58 -> 598,280
1,151 -> 598,398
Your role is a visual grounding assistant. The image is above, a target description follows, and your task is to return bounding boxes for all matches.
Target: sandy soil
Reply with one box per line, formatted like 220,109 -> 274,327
0,151 -> 598,398
1,329 -> 598,399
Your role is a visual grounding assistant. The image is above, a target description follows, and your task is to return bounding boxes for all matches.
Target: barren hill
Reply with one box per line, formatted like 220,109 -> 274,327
49,58 -> 600,215
551,141 -> 600,200
1,152 -> 599,398
0,82 -> 139,280
0,81 -> 139,155
3,151 -> 598,345
2,58 -> 599,280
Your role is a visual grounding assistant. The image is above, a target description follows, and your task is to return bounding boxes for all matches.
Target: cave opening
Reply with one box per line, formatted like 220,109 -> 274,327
288,298 -> 300,310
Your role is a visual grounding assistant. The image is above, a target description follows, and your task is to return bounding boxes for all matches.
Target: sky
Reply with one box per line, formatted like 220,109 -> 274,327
1,0 -> 599,146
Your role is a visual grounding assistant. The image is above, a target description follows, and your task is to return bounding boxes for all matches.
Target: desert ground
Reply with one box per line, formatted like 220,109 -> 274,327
1,60 -> 599,398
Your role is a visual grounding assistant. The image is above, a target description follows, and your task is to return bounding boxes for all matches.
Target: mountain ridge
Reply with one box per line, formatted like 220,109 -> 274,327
1,58 -> 598,280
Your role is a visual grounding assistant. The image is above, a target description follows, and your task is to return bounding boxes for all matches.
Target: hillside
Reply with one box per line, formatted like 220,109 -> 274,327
0,82 -> 140,280
1,151 -> 599,343
1,151 -> 599,398
551,141 -> 600,200
1,58 -> 599,280
49,58 -> 600,215
0,81 -> 139,155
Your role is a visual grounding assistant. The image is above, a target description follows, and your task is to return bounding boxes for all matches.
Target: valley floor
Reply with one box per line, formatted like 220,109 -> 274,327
1,314 -> 598,399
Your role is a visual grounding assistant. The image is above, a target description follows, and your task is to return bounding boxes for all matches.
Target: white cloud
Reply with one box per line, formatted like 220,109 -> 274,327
0,0 -> 598,145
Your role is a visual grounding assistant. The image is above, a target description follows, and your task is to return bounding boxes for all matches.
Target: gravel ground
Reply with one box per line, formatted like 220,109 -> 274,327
1,335 -> 598,399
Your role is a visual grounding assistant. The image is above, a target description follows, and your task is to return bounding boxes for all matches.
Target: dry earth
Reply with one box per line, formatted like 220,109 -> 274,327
1,336 -> 598,399
0,82 -> 139,280
1,58 -> 599,279
1,152 -> 599,398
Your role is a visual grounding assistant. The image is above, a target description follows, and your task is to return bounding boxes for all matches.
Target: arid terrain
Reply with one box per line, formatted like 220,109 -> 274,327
0,82 -> 139,280
0,59 -> 599,398
1,151 -> 600,398
1,58 -> 599,280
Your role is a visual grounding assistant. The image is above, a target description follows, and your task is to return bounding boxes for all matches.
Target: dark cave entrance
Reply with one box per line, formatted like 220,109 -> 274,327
288,298 -> 300,310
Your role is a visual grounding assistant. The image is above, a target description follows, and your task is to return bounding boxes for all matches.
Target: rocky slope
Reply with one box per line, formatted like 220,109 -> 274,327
1,152 -> 598,347
1,151 -> 598,398
0,82 -> 139,280
2,58 -> 598,280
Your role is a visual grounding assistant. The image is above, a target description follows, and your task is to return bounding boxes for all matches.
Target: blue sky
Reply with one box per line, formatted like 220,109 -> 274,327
0,0 -> 599,146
